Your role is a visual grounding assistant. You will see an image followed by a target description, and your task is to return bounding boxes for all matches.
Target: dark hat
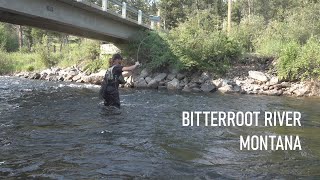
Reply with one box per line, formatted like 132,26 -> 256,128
112,53 -> 123,61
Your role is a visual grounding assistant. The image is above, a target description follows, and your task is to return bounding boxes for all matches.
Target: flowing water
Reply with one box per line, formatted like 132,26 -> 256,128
0,76 -> 319,179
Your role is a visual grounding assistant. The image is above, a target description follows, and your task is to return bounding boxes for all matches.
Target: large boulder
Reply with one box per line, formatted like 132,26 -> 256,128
248,71 -> 269,82
218,85 -> 241,94
182,85 -> 191,92
30,73 -> 41,80
153,73 -> 167,82
139,68 -> 149,78
72,73 -> 85,82
200,72 -> 211,82
167,78 -> 180,90
166,73 -> 176,81
201,81 -> 217,93
269,76 -> 279,85
147,79 -> 159,89
212,79 -> 223,88
263,89 -> 283,96
89,76 -> 103,85
176,73 -> 186,80
145,77 -> 152,84
134,78 -> 148,88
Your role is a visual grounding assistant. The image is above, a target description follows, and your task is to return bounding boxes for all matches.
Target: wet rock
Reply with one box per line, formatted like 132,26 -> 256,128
176,73 -> 186,80
182,77 -> 189,84
190,73 -> 202,84
30,73 -> 41,79
191,87 -> 202,93
263,89 -> 283,96
212,79 -> 223,88
248,71 -> 269,82
167,78 -> 180,90
218,85 -> 240,94
293,87 -> 309,97
218,85 -> 233,93
200,72 -> 211,82
76,79 -> 84,83
182,85 -> 191,92
58,76 -> 64,81
40,69 -> 54,76
145,77 -> 152,84
233,85 -> 241,93
158,85 -> 167,90
89,76 -> 103,85
140,68 -> 149,78
72,73 -> 84,82
64,75 -> 75,82
159,81 -> 166,86
262,85 -> 269,91
188,82 -> 199,88
134,78 -> 148,88
307,80 -> 320,96
280,82 -> 291,88
47,76 -> 58,82
269,77 -> 279,85
147,79 -> 159,89
153,73 -> 167,82
166,73 -> 176,81
201,81 -> 217,93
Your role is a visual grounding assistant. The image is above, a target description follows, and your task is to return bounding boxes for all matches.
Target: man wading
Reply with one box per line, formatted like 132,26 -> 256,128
100,53 -> 140,108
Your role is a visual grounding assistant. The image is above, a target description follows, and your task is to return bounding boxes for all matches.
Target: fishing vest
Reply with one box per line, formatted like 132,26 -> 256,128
104,65 -> 125,85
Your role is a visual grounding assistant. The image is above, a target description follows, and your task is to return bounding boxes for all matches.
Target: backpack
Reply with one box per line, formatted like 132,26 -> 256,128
104,66 -> 116,84
104,65 -> 126,85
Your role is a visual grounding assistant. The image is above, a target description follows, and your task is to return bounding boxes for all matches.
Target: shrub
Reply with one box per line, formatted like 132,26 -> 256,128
295,37 -> 320,79
0,23 -> 19,52
83,60 -> 101,74
230,15 -> 265,52
0,50 -> 14,74
168,10 -> 243,73
276,41 -> 300,80
124,30 -> 176,72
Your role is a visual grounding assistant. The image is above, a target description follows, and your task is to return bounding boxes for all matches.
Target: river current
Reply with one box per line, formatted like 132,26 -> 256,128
0,76 -> 319,179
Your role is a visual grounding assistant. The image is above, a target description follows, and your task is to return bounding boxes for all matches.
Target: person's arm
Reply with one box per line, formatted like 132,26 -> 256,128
122,61 -> 140,71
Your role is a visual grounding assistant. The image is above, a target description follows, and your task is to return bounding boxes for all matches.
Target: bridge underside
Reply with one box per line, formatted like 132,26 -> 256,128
0,0 -> 147,43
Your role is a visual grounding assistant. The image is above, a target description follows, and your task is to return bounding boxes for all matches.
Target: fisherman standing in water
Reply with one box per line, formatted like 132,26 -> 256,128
100,53 -> 140,109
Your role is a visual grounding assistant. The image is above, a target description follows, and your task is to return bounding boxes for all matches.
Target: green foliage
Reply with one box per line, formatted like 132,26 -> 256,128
276,37 -> 320,80
124,30 -> 176,72
0,50 -> 14,74
0,23 -> 19,52
159,0 -> 226,29
297,37 -> 320,79
83,60 -> 103,74
0,49 -> 46,74
276,41 -> 301,80
168,10 -> 243,73
56,39 -> 101,68
83,55 -> 110,74
230,15 -> 265,52
34,36 -> 57,68
26,65 -> 35,72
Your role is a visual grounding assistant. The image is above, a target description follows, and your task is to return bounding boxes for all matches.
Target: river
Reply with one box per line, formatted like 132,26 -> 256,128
0,76 -> 319,179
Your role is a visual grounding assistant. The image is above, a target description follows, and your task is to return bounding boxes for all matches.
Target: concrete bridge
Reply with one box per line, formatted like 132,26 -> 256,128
0,0 -> 155,43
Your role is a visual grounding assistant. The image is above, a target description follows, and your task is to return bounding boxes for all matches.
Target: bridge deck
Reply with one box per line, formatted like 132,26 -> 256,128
0,0 -> 150,42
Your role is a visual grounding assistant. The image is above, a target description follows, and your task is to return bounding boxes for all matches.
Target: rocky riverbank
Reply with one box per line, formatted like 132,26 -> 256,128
14,64 -> 320,97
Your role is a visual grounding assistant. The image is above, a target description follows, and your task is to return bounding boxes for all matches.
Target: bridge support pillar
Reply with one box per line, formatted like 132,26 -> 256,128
102,0 -> 108,11
122,2 -> 126,18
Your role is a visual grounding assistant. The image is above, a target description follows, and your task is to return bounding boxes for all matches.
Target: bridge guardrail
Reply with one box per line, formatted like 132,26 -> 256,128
76,0 -> 157,29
